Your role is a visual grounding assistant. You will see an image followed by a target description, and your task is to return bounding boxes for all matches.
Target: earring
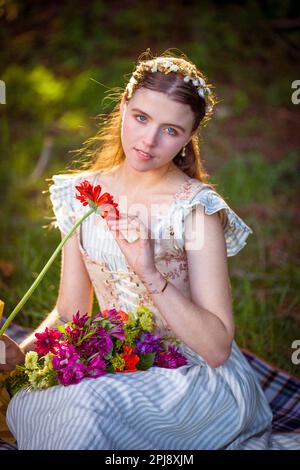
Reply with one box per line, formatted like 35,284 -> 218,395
181,145 -> 186,157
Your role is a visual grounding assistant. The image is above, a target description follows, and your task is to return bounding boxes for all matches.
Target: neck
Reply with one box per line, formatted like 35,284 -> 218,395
116,159 -> 178,194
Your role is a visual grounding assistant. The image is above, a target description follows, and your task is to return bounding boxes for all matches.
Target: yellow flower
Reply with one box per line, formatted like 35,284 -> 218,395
139,313 -> 153,332
0,300 -> 4,322
24,351 -> 39,370
111,354 -> 125,372
43,353 -> 54,371
136,305 -> 153,331
28,369 -> 50,388
126,310 -> 137,327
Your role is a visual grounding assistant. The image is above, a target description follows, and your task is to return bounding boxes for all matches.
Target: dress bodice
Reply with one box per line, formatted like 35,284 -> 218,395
49,170 -> 253,340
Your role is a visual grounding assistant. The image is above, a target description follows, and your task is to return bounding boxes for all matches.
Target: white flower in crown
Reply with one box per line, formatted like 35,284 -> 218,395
150,60 -> 179,74
169,64 -> 179,72
129,76 -> 138,86
197,88 -> 205,98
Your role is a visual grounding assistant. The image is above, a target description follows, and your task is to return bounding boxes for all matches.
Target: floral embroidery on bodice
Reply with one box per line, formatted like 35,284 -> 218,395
49,171 -> 253,340
76,177 -> 206,336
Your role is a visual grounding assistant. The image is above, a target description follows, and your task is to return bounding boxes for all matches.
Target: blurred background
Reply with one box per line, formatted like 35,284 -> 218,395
0,0 -> 299,375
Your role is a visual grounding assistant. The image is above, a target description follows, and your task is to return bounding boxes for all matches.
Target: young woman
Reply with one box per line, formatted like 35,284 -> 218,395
2,51 -> 299,450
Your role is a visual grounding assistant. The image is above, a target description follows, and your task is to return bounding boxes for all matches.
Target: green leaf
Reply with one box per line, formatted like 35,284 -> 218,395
56,324 -> 66,333
136,353 -> 156,371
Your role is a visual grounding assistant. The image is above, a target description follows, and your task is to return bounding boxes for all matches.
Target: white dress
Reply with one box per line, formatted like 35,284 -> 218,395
6,171 -> 300,450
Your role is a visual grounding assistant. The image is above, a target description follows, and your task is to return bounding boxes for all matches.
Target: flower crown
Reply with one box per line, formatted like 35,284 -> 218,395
125,57 -> 215,119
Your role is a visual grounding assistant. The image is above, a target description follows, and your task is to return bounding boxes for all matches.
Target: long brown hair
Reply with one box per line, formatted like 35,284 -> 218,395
64,48 -> 227,227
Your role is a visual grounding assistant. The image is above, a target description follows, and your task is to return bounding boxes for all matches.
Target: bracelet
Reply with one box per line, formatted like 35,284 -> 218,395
147,276 -> 169,295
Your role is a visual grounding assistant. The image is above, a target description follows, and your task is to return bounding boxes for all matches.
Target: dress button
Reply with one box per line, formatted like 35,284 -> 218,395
136,282 -> 139,287
170,230 -> 174,236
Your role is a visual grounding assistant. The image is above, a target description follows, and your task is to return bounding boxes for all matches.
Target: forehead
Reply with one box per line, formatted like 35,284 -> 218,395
128,87 -> 194,128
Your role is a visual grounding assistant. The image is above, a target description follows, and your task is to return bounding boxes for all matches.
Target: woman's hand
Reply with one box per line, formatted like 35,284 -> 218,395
106,214 -> 158,281
0,335 -> 25,371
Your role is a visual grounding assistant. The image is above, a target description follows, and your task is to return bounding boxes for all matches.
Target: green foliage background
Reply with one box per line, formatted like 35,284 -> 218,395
0,0 -> 299,375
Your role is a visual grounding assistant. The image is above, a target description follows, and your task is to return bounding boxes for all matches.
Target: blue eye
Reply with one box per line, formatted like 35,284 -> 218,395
136,114 -> 146,122
166,127 -> 176,136
135,115 -> 177,136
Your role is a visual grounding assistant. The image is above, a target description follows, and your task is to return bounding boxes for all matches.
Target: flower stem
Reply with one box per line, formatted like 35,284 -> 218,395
0,207 -> 95,336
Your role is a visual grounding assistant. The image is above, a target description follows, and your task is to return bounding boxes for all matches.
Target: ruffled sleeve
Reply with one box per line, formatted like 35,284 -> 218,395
49,174 -> 79,235
170,185 -> 253,257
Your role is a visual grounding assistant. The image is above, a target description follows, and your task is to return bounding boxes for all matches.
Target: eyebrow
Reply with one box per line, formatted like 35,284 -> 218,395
131,108 -> 186,133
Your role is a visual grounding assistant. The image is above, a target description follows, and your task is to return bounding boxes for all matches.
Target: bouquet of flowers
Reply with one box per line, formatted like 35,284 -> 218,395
5,305 -> 187,396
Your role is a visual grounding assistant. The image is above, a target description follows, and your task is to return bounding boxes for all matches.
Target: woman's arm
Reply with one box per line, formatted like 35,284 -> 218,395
142,206 -> 235,368
0,232 -> 93,370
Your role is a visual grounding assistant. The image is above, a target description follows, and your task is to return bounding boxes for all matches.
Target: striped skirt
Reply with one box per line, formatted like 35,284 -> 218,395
6,340 -> 285,450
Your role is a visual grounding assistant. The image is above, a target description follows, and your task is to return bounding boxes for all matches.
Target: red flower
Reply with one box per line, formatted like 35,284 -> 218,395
101,309 -> 128,323
34,327 -> 63,355
116,345 -> 140,373
75,180 -> 119,219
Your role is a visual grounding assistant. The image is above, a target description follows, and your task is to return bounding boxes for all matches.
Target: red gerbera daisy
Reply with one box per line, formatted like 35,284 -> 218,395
75,180 -> 119,219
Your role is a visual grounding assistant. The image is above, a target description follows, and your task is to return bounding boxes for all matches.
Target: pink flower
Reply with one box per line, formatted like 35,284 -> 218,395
72,311 -> 89,328
85,355 -> 107,378
52,343 -> 79,369
80,327 -> 113,359
56,362 -> 88,385
154,345 -> 188,369
34,327 -> 63,355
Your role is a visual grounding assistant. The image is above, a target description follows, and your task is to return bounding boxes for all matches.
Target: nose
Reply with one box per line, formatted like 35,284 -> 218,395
142,126 -> 159,148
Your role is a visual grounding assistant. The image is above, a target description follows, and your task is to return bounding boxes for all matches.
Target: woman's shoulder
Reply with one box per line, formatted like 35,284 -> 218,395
51,170 -> 100,185
49,170 -> 101,209
170,176 -> 253,257
174,175 -> 213,203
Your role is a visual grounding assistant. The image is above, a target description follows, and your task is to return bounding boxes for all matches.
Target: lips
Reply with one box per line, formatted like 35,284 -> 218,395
135,148 -> 154,158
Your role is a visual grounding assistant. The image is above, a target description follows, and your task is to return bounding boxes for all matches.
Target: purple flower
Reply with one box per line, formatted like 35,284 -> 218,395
135,332 -> 164,355
52,343 -> 79,369
56,361 -> 88,385
85,355 -> 107,378
72,310 -> 89,328
65,325 -> 82,343
80,327 -> 113,359
109,325 -> 125,341
154,345 -> 188,369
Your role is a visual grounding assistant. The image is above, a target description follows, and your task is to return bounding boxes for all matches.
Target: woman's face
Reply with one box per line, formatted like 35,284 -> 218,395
120,87 -> 195,171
